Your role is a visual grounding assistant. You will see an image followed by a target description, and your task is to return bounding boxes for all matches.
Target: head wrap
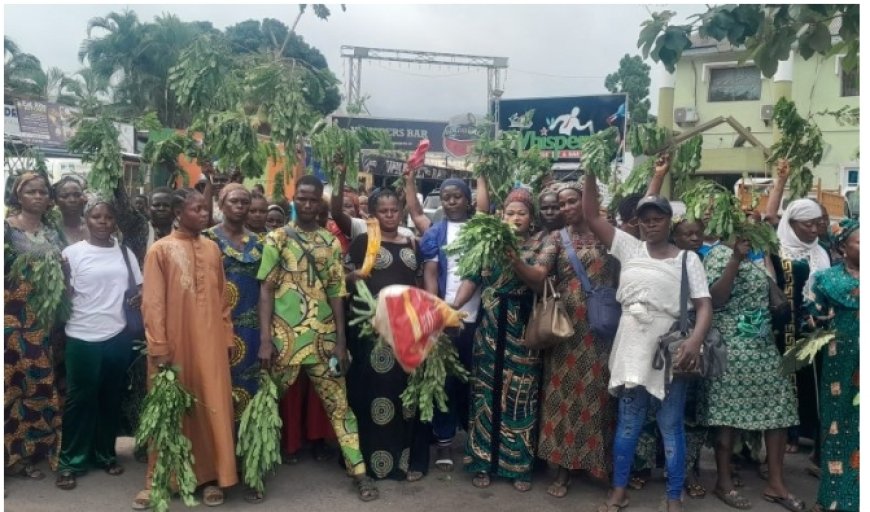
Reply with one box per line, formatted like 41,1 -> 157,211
551,181 -> 582,197
12,172 -> 47,202
440,178 -> 472,202
267,204 -> 286,217
777,198 -> 830,301
831,218 -> 859,248
218,183 -> 249,207
504,187 -> 535,215
83,193 -> 114,217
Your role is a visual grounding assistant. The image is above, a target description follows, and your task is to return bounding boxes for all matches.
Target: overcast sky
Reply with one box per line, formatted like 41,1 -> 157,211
5,3 -> 704,121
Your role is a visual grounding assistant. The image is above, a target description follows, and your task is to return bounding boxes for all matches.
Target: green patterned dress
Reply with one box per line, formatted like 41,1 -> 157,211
808,263 -> 859,511
700,245 -> 798,430
465,235 -> 546,482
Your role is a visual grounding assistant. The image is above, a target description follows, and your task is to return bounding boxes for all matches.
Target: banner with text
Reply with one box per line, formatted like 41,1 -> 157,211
495,94 -> 628,161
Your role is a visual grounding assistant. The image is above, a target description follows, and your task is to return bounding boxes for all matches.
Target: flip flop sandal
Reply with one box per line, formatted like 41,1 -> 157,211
596,498 -> 630,512
628,475 -> 647,490
763,493 -> 805,512
355,476 -> 379,502
685,483 -> 706,499
407,471 -> 424,482
546,477 -> 571,498
713,488 -> 752,510
435,447 -> 454,472
105,463 -> 125,476
785,444 -> 800,454
513,480 -> 532,492
55,471 -> 76,491
244,488 -> 265,504
131,489 -> 151,510
202,485 -> 224,507
13,464 -> 45,480
472,472 -> 491,488
282,453 -> 300,465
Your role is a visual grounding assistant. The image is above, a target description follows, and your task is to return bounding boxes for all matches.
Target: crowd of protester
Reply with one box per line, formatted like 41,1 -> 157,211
4,154 -> 858,512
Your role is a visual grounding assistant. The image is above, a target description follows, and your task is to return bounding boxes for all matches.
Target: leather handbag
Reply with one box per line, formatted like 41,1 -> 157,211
119,243 -> 145,339
522,278 -> 574,350
560,229 -> 621,343
652,251 -> 726,388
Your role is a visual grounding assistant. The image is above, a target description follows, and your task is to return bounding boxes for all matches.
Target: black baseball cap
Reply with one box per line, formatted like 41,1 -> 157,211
636,195 -> 673,216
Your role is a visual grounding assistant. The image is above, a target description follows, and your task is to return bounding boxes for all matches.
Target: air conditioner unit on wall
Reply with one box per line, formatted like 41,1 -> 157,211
761,104 -> 774,125
674,107 -> 699,125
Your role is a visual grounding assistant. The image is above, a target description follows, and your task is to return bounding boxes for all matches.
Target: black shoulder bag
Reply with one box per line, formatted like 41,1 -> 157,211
119,242 -> 145,339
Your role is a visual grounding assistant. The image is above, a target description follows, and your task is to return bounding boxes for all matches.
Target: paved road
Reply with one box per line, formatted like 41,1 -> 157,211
5,437 -> 818,512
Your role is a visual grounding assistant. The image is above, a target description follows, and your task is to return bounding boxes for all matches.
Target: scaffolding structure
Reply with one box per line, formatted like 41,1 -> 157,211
340,46 -> 508,112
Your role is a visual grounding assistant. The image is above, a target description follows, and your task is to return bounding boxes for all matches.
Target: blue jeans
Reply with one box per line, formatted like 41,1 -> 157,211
612,379 -> 688,500
432,321 -> 476,444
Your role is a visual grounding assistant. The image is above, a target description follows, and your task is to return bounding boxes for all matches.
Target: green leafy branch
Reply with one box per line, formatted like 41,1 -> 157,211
767,98 -> 825,200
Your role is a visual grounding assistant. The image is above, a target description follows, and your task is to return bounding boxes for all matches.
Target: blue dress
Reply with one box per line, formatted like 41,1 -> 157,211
204,226 -> 263,422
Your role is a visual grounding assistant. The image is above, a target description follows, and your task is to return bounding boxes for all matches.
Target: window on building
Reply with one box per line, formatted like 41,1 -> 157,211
708,66 -> 762,102
843,166 -> 859,188
841,67 -> 859,97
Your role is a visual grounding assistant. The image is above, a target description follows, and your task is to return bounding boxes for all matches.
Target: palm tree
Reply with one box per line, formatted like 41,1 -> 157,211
4,36 -> 46,98
62,67 -> 110,116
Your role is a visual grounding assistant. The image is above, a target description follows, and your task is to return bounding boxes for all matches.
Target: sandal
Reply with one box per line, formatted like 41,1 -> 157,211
105,463 -> 125,476
435,446 -> 454,472
407,470 -> 424,482
785,444 -> 800,454
282,453 -> 300,465
55,471 -> 77,491
763,493 -> 806,512
244,488 -> 265,504
685,482 -> 706,499
355,476 -> 379,502
11,464 -> 45,480
713,488 -> 752,510
628,475 -> 647,490
596,498 -> 629,512
202,485 -> 224,507
131,489 -> 151,510
472,472 -> 491,488
312,441 -> 333,462
731,471 -> 744,488
546,473 -> 571,498
513,480 -> 531,492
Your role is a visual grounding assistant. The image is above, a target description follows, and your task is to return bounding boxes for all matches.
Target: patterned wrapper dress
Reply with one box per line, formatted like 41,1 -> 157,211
4,222 -> 65,471
204,226 -> 262,424
700,245 -> 799,431
465,235 -> 547,482
808,263 -> 859,511
536,228 -> 619,478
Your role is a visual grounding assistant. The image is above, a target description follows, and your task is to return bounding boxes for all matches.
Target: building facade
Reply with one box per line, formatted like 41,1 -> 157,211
656,36 -> 859,194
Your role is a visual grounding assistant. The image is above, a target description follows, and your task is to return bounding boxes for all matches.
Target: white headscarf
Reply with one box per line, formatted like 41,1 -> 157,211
777,198 -> 830,300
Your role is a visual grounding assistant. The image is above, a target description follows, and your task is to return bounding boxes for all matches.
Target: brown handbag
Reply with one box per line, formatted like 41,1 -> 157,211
522,278 -> 575,350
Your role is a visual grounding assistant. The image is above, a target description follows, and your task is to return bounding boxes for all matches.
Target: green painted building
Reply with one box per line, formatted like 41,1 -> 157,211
656,31 -> 859,194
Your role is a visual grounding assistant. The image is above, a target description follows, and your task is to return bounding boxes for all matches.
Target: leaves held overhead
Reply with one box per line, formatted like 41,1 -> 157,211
767,98 -> 825,200
682,180 -> 778,254
580,126 -> 619,184
471,114 -> 554,205
444,213 -> 520,281
66,115 -> 123,199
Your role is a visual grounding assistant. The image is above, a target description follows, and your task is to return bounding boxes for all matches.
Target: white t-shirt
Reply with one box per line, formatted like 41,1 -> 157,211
610,229 -> 711,301
428,221 -> 482,323
63,240 -> 144,342
351,217 -> 415,240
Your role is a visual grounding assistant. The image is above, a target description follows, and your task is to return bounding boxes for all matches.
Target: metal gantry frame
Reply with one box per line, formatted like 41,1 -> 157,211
340,46 -> 508,112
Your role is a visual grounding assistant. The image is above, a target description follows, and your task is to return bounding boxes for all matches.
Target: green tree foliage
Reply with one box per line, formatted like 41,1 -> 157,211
604,54 -> 652,123
224,18 -> 341,116
4,37 -> 47,98
638,5 -> 859,77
